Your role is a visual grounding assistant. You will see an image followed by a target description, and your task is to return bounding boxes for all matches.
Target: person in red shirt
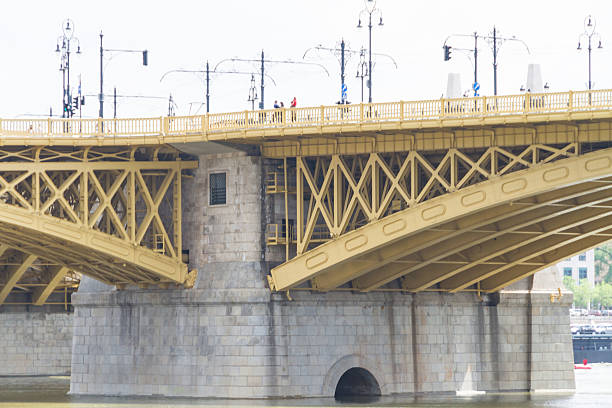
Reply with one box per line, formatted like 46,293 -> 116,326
290,97 -> 297,122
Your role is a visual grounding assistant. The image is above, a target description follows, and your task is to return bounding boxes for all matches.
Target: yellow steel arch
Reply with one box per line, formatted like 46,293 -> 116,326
267,148 -> 612,293
0,146 -> 198,295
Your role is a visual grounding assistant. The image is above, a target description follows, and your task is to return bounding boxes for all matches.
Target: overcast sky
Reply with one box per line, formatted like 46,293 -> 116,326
1,0 -> 611,118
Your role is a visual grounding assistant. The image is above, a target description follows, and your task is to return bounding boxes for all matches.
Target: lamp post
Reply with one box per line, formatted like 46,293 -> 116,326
247,74 -> 258,111
356,48 -> 368,103
55,19 -> 81,118
357,0 -> 383,103
98,31 -> 148,118
577,15 -> 603,90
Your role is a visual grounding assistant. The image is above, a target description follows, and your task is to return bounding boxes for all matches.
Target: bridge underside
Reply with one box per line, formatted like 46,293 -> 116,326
269,148 -> 612,293
0,146 -> 197,305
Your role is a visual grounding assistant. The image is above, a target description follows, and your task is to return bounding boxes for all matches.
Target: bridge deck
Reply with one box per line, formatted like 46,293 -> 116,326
0,89 -> 611,149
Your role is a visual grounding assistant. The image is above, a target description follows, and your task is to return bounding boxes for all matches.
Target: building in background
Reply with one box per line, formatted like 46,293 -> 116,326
556,249 -> 595,287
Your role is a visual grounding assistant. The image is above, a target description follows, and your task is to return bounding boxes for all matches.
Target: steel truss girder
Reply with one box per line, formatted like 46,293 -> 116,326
0,146 -> 198,291
295,143 -> 578,255
268,147 -> 612,293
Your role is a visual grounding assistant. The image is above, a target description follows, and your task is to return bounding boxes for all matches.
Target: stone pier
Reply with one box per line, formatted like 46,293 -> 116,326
0,305 -> 72,376
68,150 -> 575,397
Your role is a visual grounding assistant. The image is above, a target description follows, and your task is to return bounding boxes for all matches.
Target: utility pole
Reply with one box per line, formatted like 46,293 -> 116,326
340,40 -> 346,103
260,50 -> 265,109
358,0 -> 384,103
98,32 -> 148,118
99,32 -> 104,118
474,33 -> 478,96
443,28 -> 528,96
113,87 -> 117,118
215,54 -> 328,110
492,27 -> 498,96
161,65 -> 272,114
205,61 -> 210,113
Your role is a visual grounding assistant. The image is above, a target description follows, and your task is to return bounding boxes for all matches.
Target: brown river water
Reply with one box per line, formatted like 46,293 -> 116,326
0,364 -> 610,408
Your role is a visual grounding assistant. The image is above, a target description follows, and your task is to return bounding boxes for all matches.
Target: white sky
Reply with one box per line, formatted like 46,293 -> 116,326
1,0 -> 612,118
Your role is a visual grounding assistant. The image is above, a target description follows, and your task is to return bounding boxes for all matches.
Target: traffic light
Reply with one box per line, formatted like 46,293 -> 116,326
142,50 -> 148,66
72,96 -> 80,111
443,45 -> 452,61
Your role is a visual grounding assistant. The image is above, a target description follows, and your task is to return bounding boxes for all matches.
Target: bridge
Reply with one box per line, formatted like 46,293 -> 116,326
1,88 -> 611,305
0,88 -> 608,398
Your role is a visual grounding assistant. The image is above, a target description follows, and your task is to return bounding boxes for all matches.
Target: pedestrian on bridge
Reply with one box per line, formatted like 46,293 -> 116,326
290,97 -> 297,122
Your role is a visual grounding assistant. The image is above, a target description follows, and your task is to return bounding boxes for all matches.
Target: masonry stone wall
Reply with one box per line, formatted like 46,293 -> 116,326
69,288 -> 574,397
0,310 -> 73,376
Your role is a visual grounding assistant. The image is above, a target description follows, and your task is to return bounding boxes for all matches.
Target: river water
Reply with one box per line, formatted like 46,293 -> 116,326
1,364 -> 610,408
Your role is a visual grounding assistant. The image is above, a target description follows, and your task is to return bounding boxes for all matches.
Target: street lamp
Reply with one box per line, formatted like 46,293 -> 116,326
98,31 -> 148,118
356,48 -> 369,103
357,0 -> 383,103
55,19 -> 81,118
577,15 -> 603,90
247,74 -> 258,111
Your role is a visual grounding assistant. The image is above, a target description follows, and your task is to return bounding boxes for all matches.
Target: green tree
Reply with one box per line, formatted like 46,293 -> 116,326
594,282 -> 612,309
595,244 -> 612,283
563,275 -> 576,292
572,279 -> 593,309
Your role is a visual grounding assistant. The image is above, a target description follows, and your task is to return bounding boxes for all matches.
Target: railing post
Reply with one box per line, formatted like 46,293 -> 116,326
525,93 -> 531,113
360,103 -> 364,122
482,96 -> 487,114
320,105 -> 325,125
245,110 -> 249,129
97,118 -> 103,137
399,101 -> 404,121
440,98 -> 446,118
0,118 -> 3,137
568,90 -> 573,111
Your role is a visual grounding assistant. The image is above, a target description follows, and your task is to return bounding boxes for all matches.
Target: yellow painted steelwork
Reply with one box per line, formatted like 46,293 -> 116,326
2,89 -> 612,300
268,148 -> 612,294
0,146 -> 197,304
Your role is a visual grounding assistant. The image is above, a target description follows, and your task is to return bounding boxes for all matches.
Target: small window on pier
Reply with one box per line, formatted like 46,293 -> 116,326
209,172 -> 226,205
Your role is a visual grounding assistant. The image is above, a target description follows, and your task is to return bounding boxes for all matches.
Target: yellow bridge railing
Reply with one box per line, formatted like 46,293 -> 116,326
1,89 -> 611,139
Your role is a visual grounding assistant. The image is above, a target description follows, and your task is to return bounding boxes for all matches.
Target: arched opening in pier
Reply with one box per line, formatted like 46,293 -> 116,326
334,367 -> 381,400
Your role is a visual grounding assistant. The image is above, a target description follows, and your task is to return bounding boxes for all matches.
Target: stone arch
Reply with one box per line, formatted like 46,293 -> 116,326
321,354 -> 386,397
